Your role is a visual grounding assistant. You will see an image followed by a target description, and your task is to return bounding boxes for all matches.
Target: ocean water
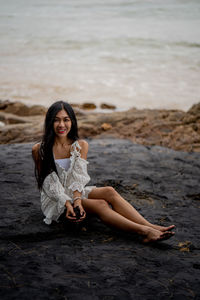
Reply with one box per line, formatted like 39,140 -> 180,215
0,0 -> 200,111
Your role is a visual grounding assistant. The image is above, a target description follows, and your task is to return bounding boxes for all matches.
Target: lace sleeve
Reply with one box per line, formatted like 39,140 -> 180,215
68,157 -> 91,194
42,172 -> 72,209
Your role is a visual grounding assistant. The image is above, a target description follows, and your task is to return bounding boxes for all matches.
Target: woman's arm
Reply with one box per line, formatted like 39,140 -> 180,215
72,140 -> 89,219
72,139 -> 89,199
78,139 -> 89,160
42,172 -> 77,222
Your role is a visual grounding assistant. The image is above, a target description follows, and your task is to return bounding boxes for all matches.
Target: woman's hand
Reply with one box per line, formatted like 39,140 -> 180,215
65,200 -> 77,221
73,199 -> 86,222
74,204 -> 86,222
65,200 -> 86,222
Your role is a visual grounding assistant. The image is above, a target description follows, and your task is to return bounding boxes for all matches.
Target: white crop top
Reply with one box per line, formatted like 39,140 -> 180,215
55,158 -> 71,171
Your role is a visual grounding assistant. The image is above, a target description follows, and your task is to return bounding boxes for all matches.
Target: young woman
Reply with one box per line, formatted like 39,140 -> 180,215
32,101 -> 175,243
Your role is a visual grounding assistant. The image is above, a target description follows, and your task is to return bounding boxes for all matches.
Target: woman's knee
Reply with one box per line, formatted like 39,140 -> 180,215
104,186 -> 117,202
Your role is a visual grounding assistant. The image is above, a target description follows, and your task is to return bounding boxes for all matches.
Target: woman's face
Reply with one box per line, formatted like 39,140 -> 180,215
53,109 -> 72,138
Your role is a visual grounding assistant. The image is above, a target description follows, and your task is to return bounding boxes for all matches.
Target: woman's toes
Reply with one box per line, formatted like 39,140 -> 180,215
167,225 -> 175,231
159,225 -> 175,232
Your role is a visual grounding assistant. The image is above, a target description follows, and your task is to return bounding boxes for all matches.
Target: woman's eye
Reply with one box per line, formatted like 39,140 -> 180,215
54,118 -> 70,122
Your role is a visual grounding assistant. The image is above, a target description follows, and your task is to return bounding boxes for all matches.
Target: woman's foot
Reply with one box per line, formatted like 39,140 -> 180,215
142,227 -> 175,243
150,224 -> 175,232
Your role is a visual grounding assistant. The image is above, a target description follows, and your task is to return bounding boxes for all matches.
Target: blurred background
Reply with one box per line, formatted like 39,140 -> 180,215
0,0 -> 200,111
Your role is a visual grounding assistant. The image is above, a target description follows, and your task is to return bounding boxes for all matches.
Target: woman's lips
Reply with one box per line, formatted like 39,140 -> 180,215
57,129 -> 66,134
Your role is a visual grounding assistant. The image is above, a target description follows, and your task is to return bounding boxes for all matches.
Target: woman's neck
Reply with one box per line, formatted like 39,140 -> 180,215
54,137 -> 72,147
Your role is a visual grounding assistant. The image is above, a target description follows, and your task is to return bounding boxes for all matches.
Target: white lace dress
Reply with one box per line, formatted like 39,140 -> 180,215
40,141 -> 96,225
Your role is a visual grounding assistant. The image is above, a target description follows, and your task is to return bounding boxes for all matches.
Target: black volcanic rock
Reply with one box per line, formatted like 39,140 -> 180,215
0,139 -> 200,299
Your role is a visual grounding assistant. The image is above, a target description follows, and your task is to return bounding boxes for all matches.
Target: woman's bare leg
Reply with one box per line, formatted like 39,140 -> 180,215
88,187 -> 175,232
82,198 -> 174,243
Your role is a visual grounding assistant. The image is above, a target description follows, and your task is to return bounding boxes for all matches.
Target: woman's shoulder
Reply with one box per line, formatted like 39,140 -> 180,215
32,142 -> 40,153
72,139 -> 88,149
32,142 -> 41,161
77,139 -> 88,149
73,139 -> 88,160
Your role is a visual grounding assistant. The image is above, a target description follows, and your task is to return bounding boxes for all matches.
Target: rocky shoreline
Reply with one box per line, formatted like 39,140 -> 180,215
0,139 -> 200,299
0,100 -> 200,152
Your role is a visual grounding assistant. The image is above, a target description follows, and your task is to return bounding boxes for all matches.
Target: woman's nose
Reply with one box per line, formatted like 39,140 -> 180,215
59,119 -> 65,126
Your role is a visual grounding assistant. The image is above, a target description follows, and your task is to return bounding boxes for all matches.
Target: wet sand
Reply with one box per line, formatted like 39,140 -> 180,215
0,139 -> 200,300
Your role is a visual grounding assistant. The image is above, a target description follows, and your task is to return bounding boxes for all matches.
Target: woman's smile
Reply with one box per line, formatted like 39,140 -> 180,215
57,128 -> 67,134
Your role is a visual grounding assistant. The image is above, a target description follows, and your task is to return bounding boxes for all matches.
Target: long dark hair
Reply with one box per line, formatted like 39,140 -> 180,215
35,101 -> 79,189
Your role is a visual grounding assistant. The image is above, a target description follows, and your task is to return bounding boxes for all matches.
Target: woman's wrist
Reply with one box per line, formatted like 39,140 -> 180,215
65,200 -> 72,208
73,196 -> 82,202
73,198 -> 81,206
